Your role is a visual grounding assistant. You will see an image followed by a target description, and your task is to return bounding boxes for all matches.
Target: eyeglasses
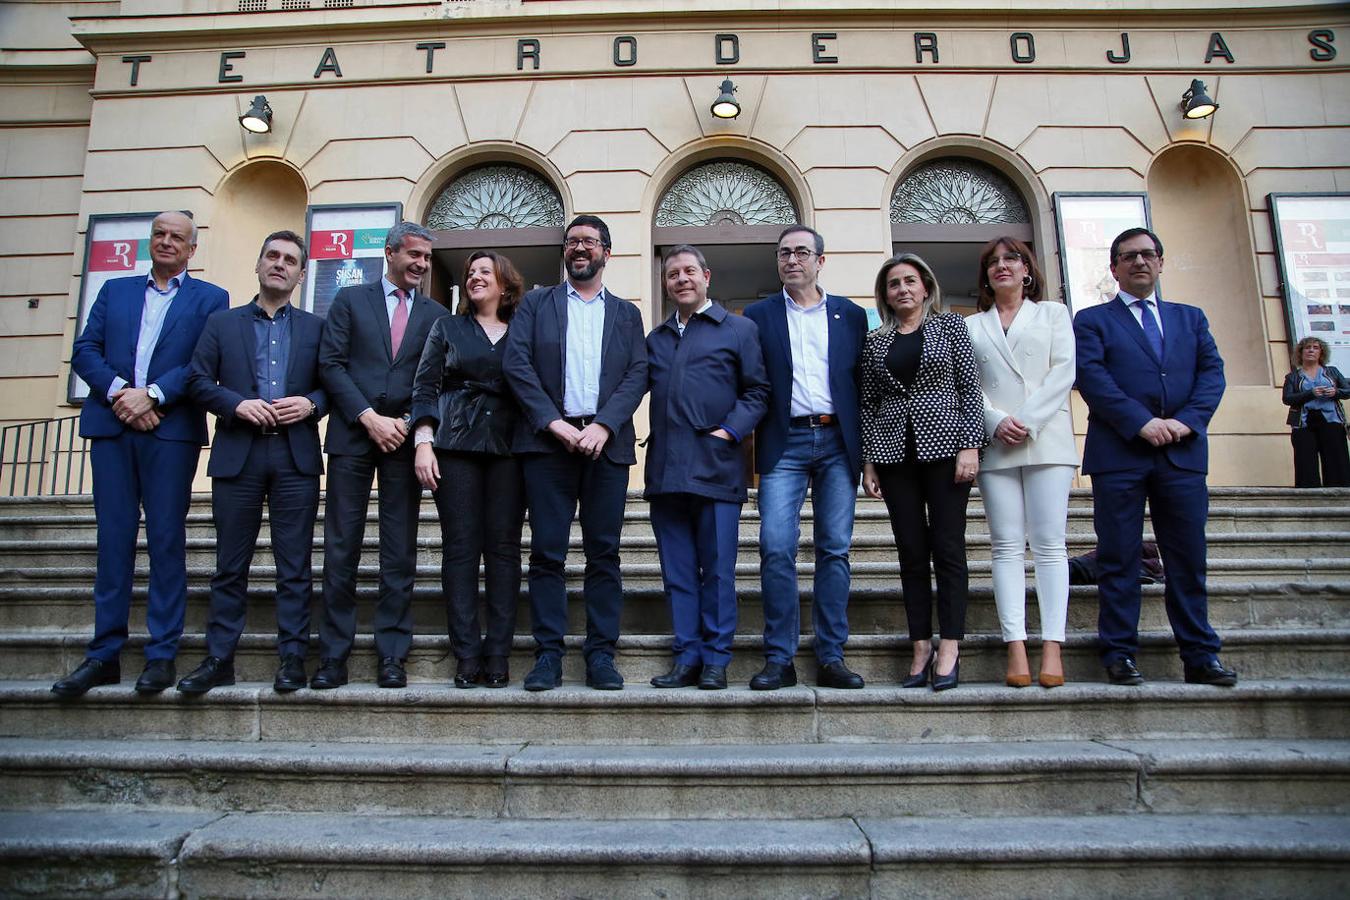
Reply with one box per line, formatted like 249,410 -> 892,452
988,253 -> 1023,266
776,248 -> 816,262
564,237 -> 604,250
1116,249 -> 1160,263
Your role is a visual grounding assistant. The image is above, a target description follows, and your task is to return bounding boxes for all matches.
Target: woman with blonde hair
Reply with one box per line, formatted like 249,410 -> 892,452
1282,335 -> 1350,488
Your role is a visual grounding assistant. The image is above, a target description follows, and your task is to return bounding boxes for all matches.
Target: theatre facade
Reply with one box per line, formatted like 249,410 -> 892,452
1,0 -> 1347,487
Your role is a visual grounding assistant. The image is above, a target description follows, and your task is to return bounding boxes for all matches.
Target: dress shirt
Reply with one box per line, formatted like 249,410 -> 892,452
1120,289 -> 1164,338
382,276 -> 414,322
107,268 -> 186,403
251,300 -> 291,403
783,287 -> 834,417
675,299 -> 713,337
563,281 -> 607,416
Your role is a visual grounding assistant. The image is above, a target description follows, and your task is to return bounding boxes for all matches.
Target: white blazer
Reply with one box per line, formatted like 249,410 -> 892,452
968,299 -> 1079,472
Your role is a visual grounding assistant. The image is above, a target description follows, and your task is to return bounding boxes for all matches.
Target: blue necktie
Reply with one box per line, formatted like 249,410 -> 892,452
1134,300 -> 1163,360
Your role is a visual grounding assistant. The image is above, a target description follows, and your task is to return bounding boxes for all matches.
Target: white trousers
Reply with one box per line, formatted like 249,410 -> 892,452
976,464 -> 1074,643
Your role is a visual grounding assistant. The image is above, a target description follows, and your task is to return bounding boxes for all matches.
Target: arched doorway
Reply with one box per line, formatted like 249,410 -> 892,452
890,158 -> 1034,312
652,159 -> 800,319
423,163 -> 566,306
213,161 -> 308,308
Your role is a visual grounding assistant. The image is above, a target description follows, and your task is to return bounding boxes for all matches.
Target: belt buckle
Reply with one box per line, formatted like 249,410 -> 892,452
259,425 -> 277,436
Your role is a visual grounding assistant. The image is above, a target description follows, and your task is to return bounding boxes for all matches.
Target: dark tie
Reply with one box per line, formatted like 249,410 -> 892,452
1134,300 -> 1163,360
390,288 -> 409,357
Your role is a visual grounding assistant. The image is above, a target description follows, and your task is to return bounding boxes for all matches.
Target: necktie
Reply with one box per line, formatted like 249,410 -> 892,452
390,289 -> 409,357
1134,300 -> 1163,360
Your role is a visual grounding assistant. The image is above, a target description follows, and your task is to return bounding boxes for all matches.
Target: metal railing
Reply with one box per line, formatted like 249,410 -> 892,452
0,416 -> 91,497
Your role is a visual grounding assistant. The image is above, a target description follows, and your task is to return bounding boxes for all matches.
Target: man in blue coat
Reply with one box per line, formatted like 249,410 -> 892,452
645,245 -> 769,690
744,225 -> 869,690
1074,227 -> 1236,687
179,230 -> 328,695
53,210 -> 228,697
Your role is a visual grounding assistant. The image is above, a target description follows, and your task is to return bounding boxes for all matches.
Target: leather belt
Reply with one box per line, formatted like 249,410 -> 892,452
564,415 -> 596,429
789,414 -> 836,428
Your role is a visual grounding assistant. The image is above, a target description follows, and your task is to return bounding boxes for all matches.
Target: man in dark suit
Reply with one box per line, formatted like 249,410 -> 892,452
744,225 -> 869,691
1074,227 -> 1236,687
178,230 -> 328,694
503,214 -> 648,691
313,221 -> 450,689
53,210 -> 228,698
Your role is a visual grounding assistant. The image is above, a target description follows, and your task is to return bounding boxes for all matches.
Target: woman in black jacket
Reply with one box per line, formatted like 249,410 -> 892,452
412,251 -> 526,687
1282,335 -> 1350,488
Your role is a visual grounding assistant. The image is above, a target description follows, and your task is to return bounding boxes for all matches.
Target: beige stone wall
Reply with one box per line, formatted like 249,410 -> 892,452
1,2 -> 1346,486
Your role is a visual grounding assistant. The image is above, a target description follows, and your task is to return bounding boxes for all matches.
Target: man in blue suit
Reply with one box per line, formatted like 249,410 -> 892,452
179,230 -> 328,695
503,214 -> 648,691
1074,227 -> 1236,686
744,225 -> 869,690
53,210 -> 228,697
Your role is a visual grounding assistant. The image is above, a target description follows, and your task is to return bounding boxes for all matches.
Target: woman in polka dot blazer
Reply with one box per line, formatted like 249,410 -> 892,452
861,252 -> 986,691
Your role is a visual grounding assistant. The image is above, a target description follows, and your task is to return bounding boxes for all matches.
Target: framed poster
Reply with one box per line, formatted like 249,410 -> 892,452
68,212 -> 161,403
303,203 -> 403,317
1268,193 -> 1350,358
1052,192 -> 1152,317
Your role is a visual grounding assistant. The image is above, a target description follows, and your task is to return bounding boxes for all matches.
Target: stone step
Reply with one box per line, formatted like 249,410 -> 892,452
2,678 -> 1346,745
3,737 -> 1346,819
1,810 -> 1345,899
3,628 -> 1344,684
3,579 -> 1346,637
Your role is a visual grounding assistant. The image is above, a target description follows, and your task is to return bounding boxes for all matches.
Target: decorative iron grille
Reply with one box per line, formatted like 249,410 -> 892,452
656,161 -> 798,227
426,165 -> 565,231
891,159 -> 1029,225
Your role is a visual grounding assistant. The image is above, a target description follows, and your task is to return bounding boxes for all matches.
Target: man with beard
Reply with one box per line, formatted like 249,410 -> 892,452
312,221 -> 450,689
503,215 -> 648,691
179,231 -> 328,694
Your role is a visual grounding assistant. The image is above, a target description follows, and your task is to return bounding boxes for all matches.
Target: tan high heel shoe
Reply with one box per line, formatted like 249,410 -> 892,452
1038,640 -> 1065,688
1005,641 -> 1031,688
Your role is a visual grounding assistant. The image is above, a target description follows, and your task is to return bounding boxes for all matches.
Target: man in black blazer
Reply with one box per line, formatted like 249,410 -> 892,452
180,230 -> 328,694
313,222 -> 450,689
503,215 -> 648,691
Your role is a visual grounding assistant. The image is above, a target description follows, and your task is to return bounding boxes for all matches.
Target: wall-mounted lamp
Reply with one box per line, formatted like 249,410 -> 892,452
1180,79 -> 1219,120
239,95 -> 274,133
710,79 -> 740,119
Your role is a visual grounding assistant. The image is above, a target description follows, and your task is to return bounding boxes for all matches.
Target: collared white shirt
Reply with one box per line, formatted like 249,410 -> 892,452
783,287 -> 834,417
107,268 -> 187,403
1119,288 -> 1164,338
382,276 -> 413,323
675,299 -> 712,336
564,281 -> 607,416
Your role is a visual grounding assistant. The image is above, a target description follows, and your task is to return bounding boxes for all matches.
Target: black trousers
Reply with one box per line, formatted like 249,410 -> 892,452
521,448 -> 629,661
1292,412 -> 1350,488
431,450 -> 524,662
319,441 -> 422,661
876,456 -> 972,641
206,436 -> 319,660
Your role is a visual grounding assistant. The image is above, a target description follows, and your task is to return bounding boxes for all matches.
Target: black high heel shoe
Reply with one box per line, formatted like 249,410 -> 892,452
932,657 -> 960,692
901,649 -> 936,688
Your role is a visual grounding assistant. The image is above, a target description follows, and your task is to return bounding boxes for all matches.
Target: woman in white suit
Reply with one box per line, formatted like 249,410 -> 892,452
968,237 -> 1078,688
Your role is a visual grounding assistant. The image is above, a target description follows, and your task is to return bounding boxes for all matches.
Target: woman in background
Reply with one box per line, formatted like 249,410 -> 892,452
1282,335 -> 1350,488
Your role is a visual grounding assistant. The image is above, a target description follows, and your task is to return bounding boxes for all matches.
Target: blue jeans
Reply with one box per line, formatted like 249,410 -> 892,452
757,424 -> 857,664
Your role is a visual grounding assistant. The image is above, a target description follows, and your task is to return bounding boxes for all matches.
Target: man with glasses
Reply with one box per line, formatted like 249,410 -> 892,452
1074,227 -> 1235,687
504,215 -> 648,691
743,225 -> 869,690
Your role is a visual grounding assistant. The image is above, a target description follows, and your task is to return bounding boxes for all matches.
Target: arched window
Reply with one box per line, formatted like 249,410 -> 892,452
656,160 -> 798,227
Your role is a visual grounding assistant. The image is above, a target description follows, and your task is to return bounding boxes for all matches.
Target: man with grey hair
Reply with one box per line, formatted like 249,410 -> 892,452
313,221 -> 449,689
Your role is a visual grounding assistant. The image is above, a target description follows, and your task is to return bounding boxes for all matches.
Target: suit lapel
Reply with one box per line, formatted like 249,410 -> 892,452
284,307 -> 306,390
554,284 -> 569,389
769,292 -> 792,378
395,296 -> 434,365
1156,299 -> 1180,368
981,307 -> 1020,375
369,284 -> 394,363
237,308 -> 259,392
600,290 -> 617,361
153,275 -> 192,352
1109,295 -> 1159,363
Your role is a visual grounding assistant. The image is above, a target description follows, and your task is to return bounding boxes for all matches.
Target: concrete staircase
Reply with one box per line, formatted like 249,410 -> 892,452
1,487 -> 1347,898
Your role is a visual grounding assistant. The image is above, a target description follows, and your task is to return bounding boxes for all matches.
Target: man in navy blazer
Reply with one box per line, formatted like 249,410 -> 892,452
179,230 -> 329,695
1074,227 -> 1236,687
53,210 -> 228,698
744,225 -> 869,691
313,222 -> 450,690
503,214 -> 648,691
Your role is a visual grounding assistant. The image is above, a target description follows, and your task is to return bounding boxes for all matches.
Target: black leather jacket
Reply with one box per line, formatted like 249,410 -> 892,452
411,314 -> 519,456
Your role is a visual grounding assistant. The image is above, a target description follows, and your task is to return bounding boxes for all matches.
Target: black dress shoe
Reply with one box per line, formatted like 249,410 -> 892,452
484,656 -> 509,689
651,663 -> 702,688
454,658 -> 484,689
51,659 -> 120,698
901,650 -> 936,689
1106,657 -> 1145,686
817,660 -> 865,689
176,656 -> 235,695
523,655 -> 562,692
134,659 -> 176,694
749,662 -> 797,691
377,657 -> 407,689
586,655 -> 624,691
1184,658 -> 1238,686
698,664 -> 728,691
273,654 -> 307,693
309,658 -> 348,690
931,659 -> 960,692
